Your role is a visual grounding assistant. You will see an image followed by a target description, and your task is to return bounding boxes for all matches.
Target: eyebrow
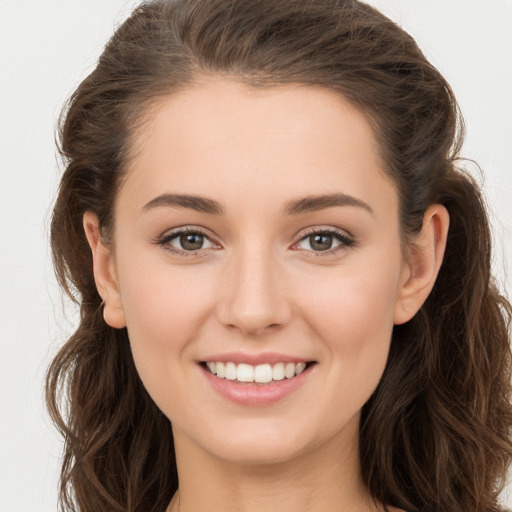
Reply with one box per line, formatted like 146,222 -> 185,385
142,194 -> 224,215
142,192 -> 373,216
283,193 -> 373,216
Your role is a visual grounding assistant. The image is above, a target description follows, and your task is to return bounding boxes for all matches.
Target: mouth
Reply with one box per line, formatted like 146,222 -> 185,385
200,361 -> 317,385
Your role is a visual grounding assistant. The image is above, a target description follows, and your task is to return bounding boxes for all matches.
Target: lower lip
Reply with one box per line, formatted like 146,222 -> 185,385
201,365 -> 313,406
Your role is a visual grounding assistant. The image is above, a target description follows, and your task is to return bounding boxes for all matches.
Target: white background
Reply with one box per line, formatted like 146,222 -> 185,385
1,1 -> 511,511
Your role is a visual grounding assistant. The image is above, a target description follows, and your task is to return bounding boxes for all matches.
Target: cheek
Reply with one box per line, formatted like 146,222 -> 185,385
118,253 -> 216,338
116,259 -> 216,396
300,255 -> 401,340
296,255 -> 403,394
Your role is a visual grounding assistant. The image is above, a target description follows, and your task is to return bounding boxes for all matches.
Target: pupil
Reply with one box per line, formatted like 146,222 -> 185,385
181,233 -> 203,250
311,234 -> 332,251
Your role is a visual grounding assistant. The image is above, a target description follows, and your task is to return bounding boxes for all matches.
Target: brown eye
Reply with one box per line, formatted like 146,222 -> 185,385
180,233 -> 205,251
160,229 -> 215,253
309,233 -> 333,251
295,229 -> 354,254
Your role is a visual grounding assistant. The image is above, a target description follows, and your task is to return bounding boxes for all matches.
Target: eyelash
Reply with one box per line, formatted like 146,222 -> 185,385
154,226 -> 355,257
154,227 -> 217,257
292,227 -> 355,256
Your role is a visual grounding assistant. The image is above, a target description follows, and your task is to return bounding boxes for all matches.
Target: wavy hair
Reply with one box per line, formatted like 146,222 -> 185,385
46,1 -> 512,511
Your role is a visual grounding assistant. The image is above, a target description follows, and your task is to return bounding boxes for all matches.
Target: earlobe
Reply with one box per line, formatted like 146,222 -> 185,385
394,204 -> 450,325
83,212 -> 127,329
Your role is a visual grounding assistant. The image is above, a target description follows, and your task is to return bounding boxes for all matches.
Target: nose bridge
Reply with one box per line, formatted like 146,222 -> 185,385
217,239 -> 290,335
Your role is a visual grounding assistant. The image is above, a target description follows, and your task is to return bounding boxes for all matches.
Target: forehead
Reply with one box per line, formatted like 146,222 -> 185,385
120,78 -> 396,217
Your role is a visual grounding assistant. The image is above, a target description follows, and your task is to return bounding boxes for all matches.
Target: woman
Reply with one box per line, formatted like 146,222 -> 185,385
46,1 -> 512,511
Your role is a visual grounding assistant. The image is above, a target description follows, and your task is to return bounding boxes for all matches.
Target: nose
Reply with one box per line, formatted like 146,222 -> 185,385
215,247 -> 292,337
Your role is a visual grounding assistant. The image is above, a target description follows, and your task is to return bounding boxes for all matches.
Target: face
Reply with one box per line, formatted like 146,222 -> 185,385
89,79 -> 423,466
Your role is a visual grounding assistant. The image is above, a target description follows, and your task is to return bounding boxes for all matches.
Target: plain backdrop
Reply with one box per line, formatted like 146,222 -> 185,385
1,1 -> 511,511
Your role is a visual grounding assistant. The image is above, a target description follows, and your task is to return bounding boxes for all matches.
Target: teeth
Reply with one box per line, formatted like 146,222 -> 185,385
254,364 -> 273,383
296,362 -> 306,375
225,362 -> 237,380
285,362 -> 296,379
205,361 -> 310,383
237,363 -> 254,382
216,362 -> 225,378
272,362 -> 285,381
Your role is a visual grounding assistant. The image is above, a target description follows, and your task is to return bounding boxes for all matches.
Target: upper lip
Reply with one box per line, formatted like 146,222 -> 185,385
199,352 -> 314,366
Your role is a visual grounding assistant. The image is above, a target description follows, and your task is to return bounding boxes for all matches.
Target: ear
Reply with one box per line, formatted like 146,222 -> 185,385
394,204 -> 450,325
83,211 -> 126,329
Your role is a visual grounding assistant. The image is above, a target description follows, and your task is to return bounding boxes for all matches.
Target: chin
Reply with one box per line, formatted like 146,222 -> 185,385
183,416 -> 353,467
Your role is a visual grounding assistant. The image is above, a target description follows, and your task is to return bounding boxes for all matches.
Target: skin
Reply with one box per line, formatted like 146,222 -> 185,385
84,78 -> 449,512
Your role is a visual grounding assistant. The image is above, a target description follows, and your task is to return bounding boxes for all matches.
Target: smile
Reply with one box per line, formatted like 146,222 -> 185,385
205,361 -> 308,384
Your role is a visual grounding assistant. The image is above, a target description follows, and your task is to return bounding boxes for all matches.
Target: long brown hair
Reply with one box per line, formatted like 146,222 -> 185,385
46,1 -> 512,511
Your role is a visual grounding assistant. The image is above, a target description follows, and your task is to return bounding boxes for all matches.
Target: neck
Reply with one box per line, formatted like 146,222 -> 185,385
168,416 -> 384,512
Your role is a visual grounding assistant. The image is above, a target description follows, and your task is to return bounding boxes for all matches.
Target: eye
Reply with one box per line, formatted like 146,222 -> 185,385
294,228 -> 354,254
156,228 -> 217,255
172,232 -> 211,251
